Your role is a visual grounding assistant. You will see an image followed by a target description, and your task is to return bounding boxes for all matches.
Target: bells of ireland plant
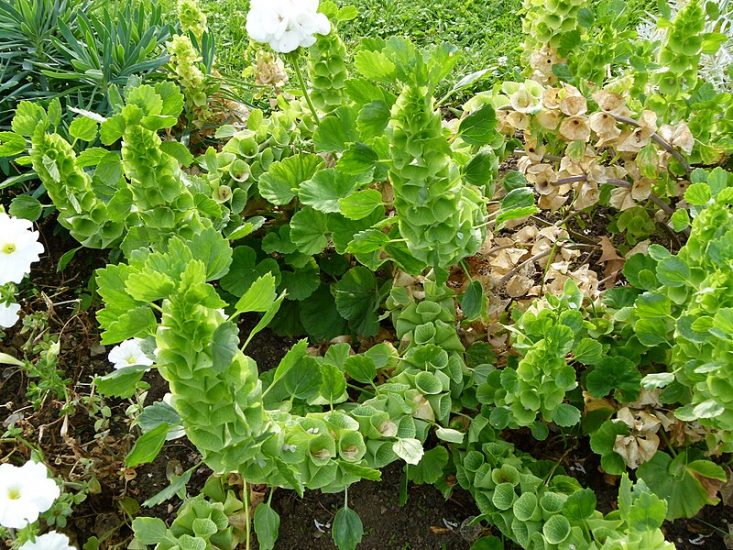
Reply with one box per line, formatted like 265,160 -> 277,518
0,460 -> 60,529
387,84 -> 485,272
246,0 -> 331,53
307,29 -> 348,113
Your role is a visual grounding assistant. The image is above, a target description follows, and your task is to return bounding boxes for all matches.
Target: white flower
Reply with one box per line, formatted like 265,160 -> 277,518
108,338 -> 154,370
246,0 -> 331,53
0,213 -> 45,285
0,460 -> 60,529
20,531 -> 76,550
0,301 -> 21,328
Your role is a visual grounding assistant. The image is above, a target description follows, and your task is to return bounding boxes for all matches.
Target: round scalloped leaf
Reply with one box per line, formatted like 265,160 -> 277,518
491,482 -> 516,510
542,515 -> 571,544
415,371 -> 443,395
513,492 -> 539,522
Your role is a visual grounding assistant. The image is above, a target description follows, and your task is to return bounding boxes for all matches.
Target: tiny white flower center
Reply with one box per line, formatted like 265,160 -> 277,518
126,355 -> 138,365
1,243 -> 16,255
7,487 -> 21,500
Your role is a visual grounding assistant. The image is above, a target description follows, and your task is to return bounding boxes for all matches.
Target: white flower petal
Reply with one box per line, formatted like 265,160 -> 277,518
20,531 -> 76,550
0,302 -> 21,328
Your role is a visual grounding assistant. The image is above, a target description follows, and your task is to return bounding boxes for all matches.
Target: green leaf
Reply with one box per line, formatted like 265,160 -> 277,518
299,285 -> 349,341
435,427 -> 464,444
344,355 -> 377,383
244,291 -> 287,349
392,438 -> 424,465
354,49 -> 396,80
638,452 -> 725,519
684,182 -> 712,205
132,517 -> 167,544
459,105 -> 498,146
339,189 -> 383,220
138,402 -> 181,435
125,423 -> 169,467
573,338 -> 603,366
211,322 -> 239,372
623,253 -> 658,290
95,365 -> 147,398
258,154 -> 323,205
357,100 -> 392,139
290,207 -> 330,255
0,132 -> 27,157
586,356 -> 641,401
189,228 -> 233,281
221,246 -> 280,297
464,149 -> 497,189
407,446 -> 448,484
281,264 -> 320,301
562,488 -> 596,520
9,195 -> 43,221
469,537 -> 503,550
12,101 -> 47,137
69,117 -> 98,142
346,229 -> 389,254
314,106 -> 359,152
670,208 -> 690,232
461,280 -> 484,321
656,256 -> 690,288
628,490 -> 668,531
283,356 -> 322,400
254,503 -> 280,550
143,466 -> 195,507
235,273 -> 277,314
160,141 -> 194,166
543,515 -> 571,544
333,267 -> 380,336
492,482 -> 516,510
300,169 -> 357,213
318,364 -> 347,404
552,403 -> 581,427
332,507 -> 364,550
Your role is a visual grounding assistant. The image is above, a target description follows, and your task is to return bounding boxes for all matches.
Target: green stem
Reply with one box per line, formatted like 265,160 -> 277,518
290,53 -> 320,124
244,479 -> 252,550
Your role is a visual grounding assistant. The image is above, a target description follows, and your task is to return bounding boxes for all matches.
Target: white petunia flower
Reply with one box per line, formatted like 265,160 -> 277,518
0,460 -> 61,529
0,301 -> 21,328
0,213 -> 45,285
246,0 -> 331,53
108,338 -> 154,370
19,531 -> 76,550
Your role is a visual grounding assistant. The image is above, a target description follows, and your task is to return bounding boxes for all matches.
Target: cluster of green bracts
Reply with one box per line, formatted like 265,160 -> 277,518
654,0 -> 705,101
388,84 -> 485,271
31,131 -> 124,249
29,82 -> 218,257
632,187 -> 733,451
455,434 -> 674,549
308,31 -> 349,114
522,0 -> 583,50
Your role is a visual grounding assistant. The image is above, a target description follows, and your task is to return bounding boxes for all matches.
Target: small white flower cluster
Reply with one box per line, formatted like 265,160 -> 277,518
0,213 -> 44,329
0,460 -> 75,548
246,0 -> 330,53
108,338 -> 155,370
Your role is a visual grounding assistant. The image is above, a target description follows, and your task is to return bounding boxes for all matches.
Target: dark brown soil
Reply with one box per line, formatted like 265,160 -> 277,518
269,463 -> 481,550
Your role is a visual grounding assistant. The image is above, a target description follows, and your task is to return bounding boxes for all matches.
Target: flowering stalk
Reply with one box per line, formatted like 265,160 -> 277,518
289,52 -> 320,124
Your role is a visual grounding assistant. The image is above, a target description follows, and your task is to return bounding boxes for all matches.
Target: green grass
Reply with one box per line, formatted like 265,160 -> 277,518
194,0 -> 525,85
155,0 -> 657,102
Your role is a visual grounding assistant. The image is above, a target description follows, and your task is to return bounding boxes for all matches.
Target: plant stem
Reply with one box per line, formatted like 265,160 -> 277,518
290,53 -> 320,124
244,479 -> 252,550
